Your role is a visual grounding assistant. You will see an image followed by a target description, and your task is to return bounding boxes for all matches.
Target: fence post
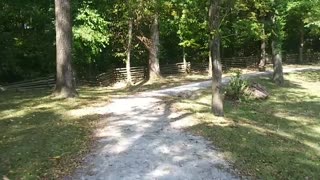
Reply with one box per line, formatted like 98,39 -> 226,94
144,66 -> 148,80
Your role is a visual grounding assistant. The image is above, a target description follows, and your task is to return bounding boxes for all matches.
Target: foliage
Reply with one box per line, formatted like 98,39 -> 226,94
224,71 -> 248,100
0,1 -> 55,82
0,0 -> 319,82
73,4 -> 111,57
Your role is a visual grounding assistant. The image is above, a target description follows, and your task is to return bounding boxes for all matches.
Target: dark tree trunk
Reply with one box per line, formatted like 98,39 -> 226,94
53,0 -> 77,98
126,18 -> 133,86
149,14 -> 161,81
271,13 -> 284,86
209,0 -> 224,117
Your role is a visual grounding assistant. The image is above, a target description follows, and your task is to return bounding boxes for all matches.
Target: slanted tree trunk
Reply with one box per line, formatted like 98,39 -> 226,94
271,12 -> 284,86
209,0 -> 224,117
126,17 -> 133,86
148,13 -> 161,81
298,27 -> 304,64
53,0 -> 77,98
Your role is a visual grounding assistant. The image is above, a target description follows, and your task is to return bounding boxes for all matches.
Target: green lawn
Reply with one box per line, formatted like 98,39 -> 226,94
1,68 -> 319,179
0,73 -> 213,179
0,87 -> 111,179
174,70 -> 320,179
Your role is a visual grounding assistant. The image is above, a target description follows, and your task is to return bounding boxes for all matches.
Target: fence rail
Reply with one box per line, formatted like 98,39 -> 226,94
3,76 -> 55,91
2,53 -> 319,91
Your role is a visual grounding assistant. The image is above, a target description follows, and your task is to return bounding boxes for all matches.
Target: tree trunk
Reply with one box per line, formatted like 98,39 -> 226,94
298,28 -> 304,64
271,13 -> 284,86
208,51 -> 212,77
183,47 -> 187,73
259,26 -> 267,71
126,18 -> 133,86
149,13 -> 161,81
53,0 -> 77,98
209,0 -> 224,117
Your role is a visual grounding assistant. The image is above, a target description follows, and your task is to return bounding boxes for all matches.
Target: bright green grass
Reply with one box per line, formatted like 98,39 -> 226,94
0,87 -> 110,179
174,70 -> 320,179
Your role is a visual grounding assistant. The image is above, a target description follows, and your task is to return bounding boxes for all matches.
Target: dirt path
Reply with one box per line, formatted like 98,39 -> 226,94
72,67 -> 320,180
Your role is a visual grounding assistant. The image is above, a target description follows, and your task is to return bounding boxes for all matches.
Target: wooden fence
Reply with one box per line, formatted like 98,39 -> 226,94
96,63 -> 188,86
96,66 -> 147,86
161,62 -> 189,75
2,75 -> 55,91
2,53 -> 319,91
283,53 -> 320,63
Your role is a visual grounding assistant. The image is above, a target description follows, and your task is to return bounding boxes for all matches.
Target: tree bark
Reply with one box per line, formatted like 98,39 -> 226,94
271,13 -> 284,86
298,27 -> 304,64
126,18 -> 133,86
209,0 -> 224,117
148,13 -> 161,81
183,47 -> 187,73
54,0 -> 77,98
208,51 -> 212,77
259,26 -> 267,71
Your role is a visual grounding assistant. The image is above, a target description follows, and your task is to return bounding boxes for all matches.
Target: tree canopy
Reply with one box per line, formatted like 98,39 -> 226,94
0,0 -> 319,83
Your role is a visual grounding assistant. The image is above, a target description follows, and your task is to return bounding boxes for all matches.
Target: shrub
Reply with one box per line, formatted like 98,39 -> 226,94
224,71 -> 248,100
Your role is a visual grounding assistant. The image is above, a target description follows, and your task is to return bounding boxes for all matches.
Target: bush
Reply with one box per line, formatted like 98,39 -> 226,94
224,71 -> 248,100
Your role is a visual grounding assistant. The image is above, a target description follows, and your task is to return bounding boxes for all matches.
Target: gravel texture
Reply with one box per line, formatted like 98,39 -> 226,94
72,67 -> 319,180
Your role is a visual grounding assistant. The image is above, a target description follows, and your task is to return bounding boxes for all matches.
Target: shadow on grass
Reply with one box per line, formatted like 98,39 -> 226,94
0,109 -> 101,179
127,74 -> 211,93
179,72 -> 320,179
0,89 -> 108,179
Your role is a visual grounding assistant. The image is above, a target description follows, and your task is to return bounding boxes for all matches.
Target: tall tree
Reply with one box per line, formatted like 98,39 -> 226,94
209,0 -> 224,116
271,1 -> 284,86
126,0 -> 134,86
259,25 -> 268,71
136,0 -> 161,81
54,0 -> 77,97
126,17 -> 133,86
149,12 -> 161,80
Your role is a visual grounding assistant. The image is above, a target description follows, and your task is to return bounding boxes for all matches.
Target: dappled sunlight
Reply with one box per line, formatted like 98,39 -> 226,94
109,134 -> 143,154
0,87 -> 112,178
147,164 -> 172,178
67,103 -> 109,118
311,126 -> 320,134
0,109 -> 30,120
238,121 -> 320,153
273,112 -> 319,125
128,74 -> 211,93
173,70 -> 320,178
73,89 -> 237,179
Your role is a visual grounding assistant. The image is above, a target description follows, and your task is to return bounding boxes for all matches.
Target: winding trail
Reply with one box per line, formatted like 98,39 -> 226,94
72,67 -> 320,180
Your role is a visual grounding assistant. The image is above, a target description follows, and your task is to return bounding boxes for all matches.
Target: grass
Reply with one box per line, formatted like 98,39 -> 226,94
173,70 -> 320,179
128,67 -> 258,92
0,87 -> 111,179
0,70 -> 243,179
1,65 -> 317,179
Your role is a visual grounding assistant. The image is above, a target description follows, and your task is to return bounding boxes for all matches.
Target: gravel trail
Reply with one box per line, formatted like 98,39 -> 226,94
72,67 -> 319,180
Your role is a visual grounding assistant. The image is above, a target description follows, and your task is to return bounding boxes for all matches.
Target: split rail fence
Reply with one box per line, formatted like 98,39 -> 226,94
2,53 -> 319,91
